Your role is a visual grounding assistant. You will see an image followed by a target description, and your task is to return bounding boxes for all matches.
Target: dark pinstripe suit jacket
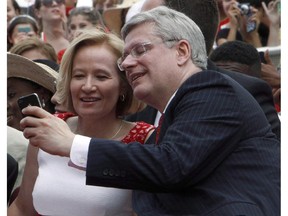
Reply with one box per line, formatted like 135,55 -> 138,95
86,70 -> 280,215
126,60 -> 281,141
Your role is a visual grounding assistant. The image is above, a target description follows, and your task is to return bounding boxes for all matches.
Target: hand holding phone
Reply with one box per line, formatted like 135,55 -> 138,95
258,51 -> 267,64
18,93 -> 42,116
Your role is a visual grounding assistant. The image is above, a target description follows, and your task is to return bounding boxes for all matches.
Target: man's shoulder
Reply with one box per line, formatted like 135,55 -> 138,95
217,68 -> 271,92
185,69 -> 230,85
207,60 -> 271,91
176,70 -> 237,98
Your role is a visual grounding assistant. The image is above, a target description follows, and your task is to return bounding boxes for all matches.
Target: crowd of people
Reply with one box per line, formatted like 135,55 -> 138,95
7,0 -> 281,215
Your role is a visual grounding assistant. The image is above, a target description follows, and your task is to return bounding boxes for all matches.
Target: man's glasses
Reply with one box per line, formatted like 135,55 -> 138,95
117,40 -> 176,71
41,0 -> 65,7
117,42 -> 153,71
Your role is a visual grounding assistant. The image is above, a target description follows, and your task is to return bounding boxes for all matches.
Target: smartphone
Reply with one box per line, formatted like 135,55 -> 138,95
258,51 -> 267,64
18,26 -> 32,33
18,93 -> 42,115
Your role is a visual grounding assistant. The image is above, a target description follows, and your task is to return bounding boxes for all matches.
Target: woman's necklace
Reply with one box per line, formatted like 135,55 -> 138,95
110,120 -> 124,139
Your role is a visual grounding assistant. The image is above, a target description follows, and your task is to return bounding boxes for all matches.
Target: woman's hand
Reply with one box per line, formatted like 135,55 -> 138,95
227,2 -> 242,29
262,0 -> 281,27
262,0 -> 281,46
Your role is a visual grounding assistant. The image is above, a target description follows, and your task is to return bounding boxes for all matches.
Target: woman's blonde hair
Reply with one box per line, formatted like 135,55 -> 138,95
57,29 -> 145,117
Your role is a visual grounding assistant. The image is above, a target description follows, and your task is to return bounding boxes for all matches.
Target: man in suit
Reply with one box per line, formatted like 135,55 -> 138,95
127,0 -> 280,140
21,6 -> 279,215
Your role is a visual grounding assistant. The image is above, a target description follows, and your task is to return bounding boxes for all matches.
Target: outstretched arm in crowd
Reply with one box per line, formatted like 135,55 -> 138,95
217,1 -> 241,46
262,0 -> 281,47
261,50 -> 281,108
240,6 -> 262,47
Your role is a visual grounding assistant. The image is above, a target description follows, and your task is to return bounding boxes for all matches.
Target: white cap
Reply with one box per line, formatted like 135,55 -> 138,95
16,0 -> 35,7
125,0 -> 145,22
76,0 -> 93,7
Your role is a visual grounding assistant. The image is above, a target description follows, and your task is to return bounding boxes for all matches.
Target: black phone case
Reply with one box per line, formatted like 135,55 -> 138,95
17,93 -> 42,111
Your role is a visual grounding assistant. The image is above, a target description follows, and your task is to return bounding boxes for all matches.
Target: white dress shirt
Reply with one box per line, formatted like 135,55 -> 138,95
70,91 -> 177,168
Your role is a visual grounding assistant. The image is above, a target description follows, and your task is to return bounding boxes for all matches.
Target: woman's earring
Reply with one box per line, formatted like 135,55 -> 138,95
120,94 -> 125,102
42,99 -> 46,108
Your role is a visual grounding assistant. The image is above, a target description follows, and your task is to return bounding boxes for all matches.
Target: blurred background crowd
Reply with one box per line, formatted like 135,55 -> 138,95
7,0 -> 281,107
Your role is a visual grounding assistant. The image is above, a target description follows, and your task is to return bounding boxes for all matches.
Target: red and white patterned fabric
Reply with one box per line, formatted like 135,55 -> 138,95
122,121 -> 155,144
54,112 -> 155,144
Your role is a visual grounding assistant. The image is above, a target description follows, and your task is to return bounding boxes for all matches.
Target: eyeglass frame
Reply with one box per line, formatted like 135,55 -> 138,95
41,0 -> 65,7
117,39 -> 177,72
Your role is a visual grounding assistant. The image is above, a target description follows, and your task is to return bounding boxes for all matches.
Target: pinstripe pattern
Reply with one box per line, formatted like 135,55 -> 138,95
86,70 -> 280,215
208,60 -> 281,140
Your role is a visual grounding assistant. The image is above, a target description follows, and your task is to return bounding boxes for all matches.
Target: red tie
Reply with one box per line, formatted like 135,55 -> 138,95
156,114 -> 164,144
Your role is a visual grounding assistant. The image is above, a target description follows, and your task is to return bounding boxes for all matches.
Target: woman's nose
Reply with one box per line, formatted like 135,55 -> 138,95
81,78 -> 97,91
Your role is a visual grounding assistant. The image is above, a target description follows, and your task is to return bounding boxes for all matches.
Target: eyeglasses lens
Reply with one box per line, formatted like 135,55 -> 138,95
117,44 -> 151,72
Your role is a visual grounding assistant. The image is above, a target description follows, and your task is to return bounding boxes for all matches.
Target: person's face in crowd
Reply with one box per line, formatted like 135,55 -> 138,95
20,49 -> 50,60
8,24 -> 38,46
70,44 -> 122,118
68,15 -> 95,41
7,78 -> 41,130
121,23 -> 180,109
141,0 -> 165,12
7,0 -> 19,25
69,14 -> 95,32
37,0 -> 66,22
214,61 -> 259,77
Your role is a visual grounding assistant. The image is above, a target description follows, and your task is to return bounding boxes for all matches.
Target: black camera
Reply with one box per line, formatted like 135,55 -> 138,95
237,3 -> 256,32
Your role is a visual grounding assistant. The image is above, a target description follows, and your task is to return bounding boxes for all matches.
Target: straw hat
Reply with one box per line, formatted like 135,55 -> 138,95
103,0 -> 140,36
7,53 -> 58,93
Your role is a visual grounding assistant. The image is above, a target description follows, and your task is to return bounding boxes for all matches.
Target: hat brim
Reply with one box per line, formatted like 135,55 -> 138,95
103,0 -> 140,36
103,8 -> 126,36
7,53 -> 58,93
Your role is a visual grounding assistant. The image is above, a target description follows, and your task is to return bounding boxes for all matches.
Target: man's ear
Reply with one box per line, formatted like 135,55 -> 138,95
176,40 -> 191,66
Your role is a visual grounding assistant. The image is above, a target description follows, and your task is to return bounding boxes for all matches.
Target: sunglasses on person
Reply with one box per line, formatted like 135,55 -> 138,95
41,0 -> 65,7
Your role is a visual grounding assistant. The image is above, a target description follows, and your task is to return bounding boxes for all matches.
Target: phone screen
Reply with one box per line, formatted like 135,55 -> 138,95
258,51 -> 267,64
18,93 -> 42,111
18,26 -> 32,33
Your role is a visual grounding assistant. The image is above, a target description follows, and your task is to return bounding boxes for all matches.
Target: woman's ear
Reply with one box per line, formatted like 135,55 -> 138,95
176,40 -> 191,66
118,84 -> 127,101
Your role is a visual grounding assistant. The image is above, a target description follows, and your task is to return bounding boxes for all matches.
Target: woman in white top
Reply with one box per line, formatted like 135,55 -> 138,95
8,29 -> 154,216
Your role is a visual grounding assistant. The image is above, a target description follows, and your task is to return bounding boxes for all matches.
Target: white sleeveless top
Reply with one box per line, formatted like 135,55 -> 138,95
33,150 -> 133,216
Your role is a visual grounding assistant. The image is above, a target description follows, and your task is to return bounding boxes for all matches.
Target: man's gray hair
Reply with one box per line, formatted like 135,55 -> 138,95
121,6 -> 207,69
